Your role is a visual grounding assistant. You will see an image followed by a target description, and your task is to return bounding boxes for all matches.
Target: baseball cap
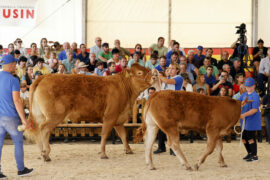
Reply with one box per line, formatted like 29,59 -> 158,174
197,46 -> 203,51
0,54 -> 18,65
244,77 -> 255,87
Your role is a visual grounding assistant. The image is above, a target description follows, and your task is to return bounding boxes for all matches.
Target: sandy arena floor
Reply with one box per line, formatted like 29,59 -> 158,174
1,140 -> 269,180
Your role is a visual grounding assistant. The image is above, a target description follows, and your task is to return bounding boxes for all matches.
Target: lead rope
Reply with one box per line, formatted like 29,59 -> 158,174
233,117 -> 245,147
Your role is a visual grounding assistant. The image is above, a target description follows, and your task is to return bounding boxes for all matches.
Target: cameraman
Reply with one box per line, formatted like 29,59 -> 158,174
211,71 -> 233,96
230,36 -> 249,67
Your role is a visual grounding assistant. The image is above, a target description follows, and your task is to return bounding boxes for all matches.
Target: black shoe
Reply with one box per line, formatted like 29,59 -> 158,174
18,167 -> 34,177
63,138 -> 69,143
153,149 -> 166,154
243,154 -> 252,160
246,156 -> 259,162
170,149 -> 176,156
0,173 -> 7,179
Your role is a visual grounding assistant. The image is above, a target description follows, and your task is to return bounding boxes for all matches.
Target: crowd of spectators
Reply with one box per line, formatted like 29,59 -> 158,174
0,37 -> 269,98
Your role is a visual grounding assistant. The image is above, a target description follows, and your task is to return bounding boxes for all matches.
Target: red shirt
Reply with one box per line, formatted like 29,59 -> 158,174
116,64 -> 122,73
233,84 -> 240,93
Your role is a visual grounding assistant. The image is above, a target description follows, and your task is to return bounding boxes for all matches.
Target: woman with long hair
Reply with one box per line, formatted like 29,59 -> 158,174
193,73 -> 210,95
39,38 -> 48,56
21,66 -> 34,89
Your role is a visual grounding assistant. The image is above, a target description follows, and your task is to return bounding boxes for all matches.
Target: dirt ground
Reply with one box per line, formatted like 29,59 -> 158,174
1,140 -> 269,180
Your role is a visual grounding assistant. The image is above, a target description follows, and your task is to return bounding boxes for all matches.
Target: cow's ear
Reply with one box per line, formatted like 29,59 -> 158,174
125,69 -> 132,78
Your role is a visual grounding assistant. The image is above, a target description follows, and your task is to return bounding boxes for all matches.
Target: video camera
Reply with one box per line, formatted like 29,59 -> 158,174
235,23 -> 247,45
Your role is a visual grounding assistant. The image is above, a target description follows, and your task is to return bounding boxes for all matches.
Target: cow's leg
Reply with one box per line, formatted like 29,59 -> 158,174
216,138 -> 227,167
195,132 -> 218,170
41,127 -> 52,162
166,129 -> 192,170
144,124 -> 158,170
100,121 -> 115,159
40,119 -> 60,162
114,125 -> 133,154
37,134 -> 44,158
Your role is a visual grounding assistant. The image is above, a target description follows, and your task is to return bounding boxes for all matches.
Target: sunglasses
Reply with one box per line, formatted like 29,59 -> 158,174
18,41 -> 22,43
136,47 -> 142,49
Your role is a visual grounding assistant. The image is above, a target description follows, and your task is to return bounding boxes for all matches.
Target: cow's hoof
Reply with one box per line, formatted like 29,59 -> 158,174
126,150 -> 133,154
186,166 -> 193,171
100,155 -> 109,159
149,166 -> 156,170
220,164 -> 228,168
194,164 -> 199,171
43,156 -> 51,162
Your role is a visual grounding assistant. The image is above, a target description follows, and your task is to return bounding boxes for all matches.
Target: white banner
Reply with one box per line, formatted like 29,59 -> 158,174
0,0 -> 37,26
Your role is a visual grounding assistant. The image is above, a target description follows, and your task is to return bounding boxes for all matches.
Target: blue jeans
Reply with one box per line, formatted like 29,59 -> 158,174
264,116 -> 270,142
0,116 -> 25,172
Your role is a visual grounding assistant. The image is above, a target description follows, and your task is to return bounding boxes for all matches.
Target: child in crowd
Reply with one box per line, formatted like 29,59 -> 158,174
20,83 -> 29,111
218,86 -> 228,97
94,62 -> 106,76
196,88 -> 205,95
103,62 -> 116,76
47,52 -> 58,72
233,73 -> 244,94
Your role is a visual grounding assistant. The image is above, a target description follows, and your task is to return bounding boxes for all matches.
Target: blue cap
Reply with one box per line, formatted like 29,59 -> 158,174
197,45 -> 203,51
0,54 -> 18,65
244,77 -> 255,87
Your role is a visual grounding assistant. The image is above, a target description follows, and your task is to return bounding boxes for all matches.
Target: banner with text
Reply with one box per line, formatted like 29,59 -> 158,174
0,0 -> 37,26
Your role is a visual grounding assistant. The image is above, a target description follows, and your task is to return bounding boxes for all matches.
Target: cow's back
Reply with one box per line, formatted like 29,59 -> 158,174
148,90 -> 241,134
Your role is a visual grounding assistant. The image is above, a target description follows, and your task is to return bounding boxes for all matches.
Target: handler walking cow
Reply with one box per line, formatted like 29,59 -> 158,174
25,63 -> 156,161
136,90 -> 248,170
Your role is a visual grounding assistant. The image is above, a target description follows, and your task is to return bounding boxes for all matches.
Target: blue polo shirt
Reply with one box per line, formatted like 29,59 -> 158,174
58,51 -> 76,61
204,74 -> 216,88
238,91 -> 262,131
0,71 -> 20,117
76,52 -> 90,64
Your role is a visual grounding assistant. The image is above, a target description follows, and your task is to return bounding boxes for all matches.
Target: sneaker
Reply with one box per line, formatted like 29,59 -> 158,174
18,167 -> 34,177
246,156 -> 259,162
243,154 -> 252,160
153,149 -> 166,154
0,173 -> 7,179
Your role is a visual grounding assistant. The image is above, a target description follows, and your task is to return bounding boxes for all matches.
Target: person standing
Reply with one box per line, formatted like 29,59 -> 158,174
154,63 -> 183,156
0,55 -> 34,178
239,77 -> 261,162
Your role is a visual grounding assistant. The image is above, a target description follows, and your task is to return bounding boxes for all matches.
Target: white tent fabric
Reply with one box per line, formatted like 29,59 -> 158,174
87,0 -> 253,48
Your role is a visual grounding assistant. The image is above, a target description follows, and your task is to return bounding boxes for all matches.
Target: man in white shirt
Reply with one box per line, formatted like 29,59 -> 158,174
90,37 -> 102,60
258,48 -> 270,97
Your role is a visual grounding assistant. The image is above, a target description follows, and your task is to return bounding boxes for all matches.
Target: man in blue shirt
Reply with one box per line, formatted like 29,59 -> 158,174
204,65 -> 216,88
58,42 -> 76,61
238,77 -> 261,162
194,45 -> 205,66
0,55 -> 33,178
155,56 -> 167,72
76,44 -> 89,64
166,41 -> 183,65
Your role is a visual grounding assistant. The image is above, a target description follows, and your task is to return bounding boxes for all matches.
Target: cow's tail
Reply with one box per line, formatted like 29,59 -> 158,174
23,75 -> 46,143
134,99 -> 151,143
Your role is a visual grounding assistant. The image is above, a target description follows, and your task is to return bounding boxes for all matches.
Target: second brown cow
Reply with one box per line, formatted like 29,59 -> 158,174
136,90 -> 246,171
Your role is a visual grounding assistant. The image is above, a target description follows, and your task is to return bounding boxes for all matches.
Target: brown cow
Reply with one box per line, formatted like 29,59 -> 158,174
25,63 -> 156,161
136,90 -> 248,170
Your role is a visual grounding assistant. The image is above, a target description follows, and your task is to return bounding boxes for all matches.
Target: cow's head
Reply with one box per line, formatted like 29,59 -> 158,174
125,63 -> 157,93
